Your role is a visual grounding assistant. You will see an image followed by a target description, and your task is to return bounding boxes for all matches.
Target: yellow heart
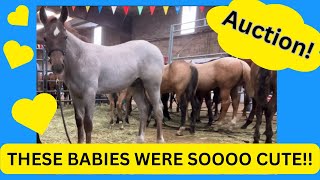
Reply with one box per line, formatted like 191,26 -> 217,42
3,40 -> 34,69
7,5 -> 29,26
12,93 -> 57,135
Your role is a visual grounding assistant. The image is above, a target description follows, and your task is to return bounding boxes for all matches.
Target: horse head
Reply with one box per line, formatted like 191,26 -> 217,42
39,6 -> 69,75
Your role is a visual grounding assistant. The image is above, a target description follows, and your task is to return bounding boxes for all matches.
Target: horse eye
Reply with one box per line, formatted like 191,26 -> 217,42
43,38 -> 47,42
64,36 -> 68,40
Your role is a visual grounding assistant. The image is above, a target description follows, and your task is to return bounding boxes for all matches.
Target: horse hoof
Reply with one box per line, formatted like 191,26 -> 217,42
206,123 -> 212,127
176,131 -> 183,136
213,126 -> 219,132
136,137 -> 145,144
240,124 -> 248,129
120,125 -> 124,130
157,138 -> 165,143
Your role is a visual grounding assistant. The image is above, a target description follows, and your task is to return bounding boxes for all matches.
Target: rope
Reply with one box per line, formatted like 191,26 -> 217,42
56,79 -> 72,144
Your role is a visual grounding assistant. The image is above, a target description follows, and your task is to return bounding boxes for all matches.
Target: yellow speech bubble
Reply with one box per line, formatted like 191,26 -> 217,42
206,0 -> 320,72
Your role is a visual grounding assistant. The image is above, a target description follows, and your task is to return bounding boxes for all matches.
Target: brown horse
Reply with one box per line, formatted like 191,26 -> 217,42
241,63 -> 277,143
160,61 -> 199,135
193,57 -> 253,132
125,61 -> 200,135
108,88 -> 133,127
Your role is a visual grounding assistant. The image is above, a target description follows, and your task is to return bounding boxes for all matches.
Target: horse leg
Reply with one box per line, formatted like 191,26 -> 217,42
176,94 -> 187,136
229,86 -> 240,131
241,98 -> 256,129
125,95 -> 132,124
189,92 -> 201,134
169,93 -> 174,110
108,94 -> 116,125
242,90 -> 251,117
144,86 -> 164,143
161,93 -> 171,120
117,92 -> 126,130
265,95 -> 276,143
213,89 -> 231,132
83,92 -> 96,144
72,97 -> 85,143
212,88 -> 220,121
131,82 -> 150,143
205,92 -> 214,126
195,92 -> 204,123
253,105 -> 263,143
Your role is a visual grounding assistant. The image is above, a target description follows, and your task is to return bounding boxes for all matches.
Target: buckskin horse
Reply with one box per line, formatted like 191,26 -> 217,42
193,57 -> 254,132
241,62 -> 277,143
40,7 -> 165,143
125,61 -> 200,135
159,60 -> 199,135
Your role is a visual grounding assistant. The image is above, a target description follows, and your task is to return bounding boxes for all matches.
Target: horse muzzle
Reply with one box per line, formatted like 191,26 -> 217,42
52,64 -> 65,74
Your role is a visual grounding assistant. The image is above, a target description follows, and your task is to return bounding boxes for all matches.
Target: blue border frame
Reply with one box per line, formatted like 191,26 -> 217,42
0,0 -> 319,179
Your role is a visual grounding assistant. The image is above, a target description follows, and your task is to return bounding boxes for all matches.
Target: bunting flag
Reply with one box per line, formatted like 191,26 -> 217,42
199,6 -> 205,13
71,6 -> 76,11
79,6 -> 205,16
86,6 -> 90,12
175,6 -> 181,14
98,6 -> 103,13
163,6 -> 169,15
150,6 -> 155,15
111,6 -> 117,14
137,6 -> 143,15
123,6 -> 129,15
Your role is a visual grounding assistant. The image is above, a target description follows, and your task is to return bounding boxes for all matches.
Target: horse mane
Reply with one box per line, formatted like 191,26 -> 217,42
46,16 -> 91,43
64,22 -> 91,43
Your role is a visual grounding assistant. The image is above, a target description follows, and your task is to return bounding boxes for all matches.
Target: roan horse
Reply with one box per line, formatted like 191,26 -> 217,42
39,7 -> 165,143
193,57 -> 254,131
241,62 -> 277,143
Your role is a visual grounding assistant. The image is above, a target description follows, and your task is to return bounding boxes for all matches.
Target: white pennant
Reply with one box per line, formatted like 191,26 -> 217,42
111,6 -> 117,14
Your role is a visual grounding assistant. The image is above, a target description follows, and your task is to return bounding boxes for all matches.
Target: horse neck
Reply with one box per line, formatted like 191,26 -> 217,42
66,31 -> 85,59
64,31 -> 87,77
60,31 -> 89,85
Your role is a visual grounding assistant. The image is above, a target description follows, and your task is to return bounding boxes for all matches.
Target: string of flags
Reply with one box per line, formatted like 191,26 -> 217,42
70,6 -> 206,15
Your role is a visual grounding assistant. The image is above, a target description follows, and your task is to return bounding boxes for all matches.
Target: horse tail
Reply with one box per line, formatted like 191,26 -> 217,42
257,68 -> 271,105
240,60 -> 254,98
186,65 -> 199,100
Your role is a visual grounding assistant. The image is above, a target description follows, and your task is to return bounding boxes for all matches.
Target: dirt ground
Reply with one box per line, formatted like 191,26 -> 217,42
40,102 -> 277,144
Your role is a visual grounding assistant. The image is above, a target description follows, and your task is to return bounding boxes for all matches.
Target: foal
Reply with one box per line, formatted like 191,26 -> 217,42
193,57 -> 254,131
40,7 -> 165,143
160,61 -> 200,135
241,63 -> 277,143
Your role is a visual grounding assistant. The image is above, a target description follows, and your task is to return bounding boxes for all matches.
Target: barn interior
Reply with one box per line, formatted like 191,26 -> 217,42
36,6 -> 276,144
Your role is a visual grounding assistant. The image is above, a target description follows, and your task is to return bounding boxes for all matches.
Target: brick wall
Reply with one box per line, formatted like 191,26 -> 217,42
131,6 -> 224,58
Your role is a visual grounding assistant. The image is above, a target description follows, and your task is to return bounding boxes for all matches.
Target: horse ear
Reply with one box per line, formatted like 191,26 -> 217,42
39,6 -> 47,25
59,6 -> 69,23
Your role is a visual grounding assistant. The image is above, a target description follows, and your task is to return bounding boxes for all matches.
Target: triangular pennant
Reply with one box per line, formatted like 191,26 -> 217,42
163,6 -> 169,15
150,6 -> 155,15
98,6 -> 103,13
72,6 -> 76,11
111,6 -> 117,14
86,6 -> 90,12
199,6 -> 205,13
123,6 -> 129,15
175,6 -> 181,14
137,6 -> 143,15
